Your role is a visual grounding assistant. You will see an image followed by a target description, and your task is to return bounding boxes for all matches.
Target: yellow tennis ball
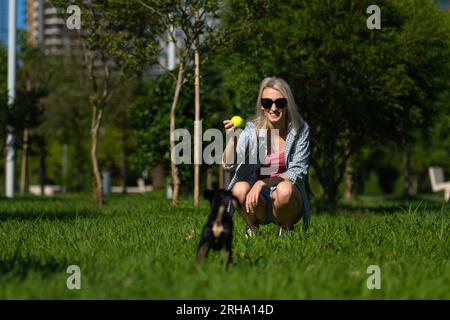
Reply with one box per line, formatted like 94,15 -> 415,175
231,116 -> 244,128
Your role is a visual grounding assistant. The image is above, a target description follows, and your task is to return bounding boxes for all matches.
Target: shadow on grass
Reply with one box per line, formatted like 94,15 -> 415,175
0,254 -> 69,279
311,195 -> 448,215
0,208 -> 102,221
0,195 -> 68,202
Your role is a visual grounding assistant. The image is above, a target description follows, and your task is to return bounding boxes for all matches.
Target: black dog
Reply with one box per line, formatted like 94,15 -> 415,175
195,189 -> 239,267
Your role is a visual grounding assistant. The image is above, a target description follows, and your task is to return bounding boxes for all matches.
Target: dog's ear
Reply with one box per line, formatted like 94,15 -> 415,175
203,189 -> 215,202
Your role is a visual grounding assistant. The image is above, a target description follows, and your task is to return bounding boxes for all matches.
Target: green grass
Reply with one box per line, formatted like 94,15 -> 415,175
0,191 -> 449,299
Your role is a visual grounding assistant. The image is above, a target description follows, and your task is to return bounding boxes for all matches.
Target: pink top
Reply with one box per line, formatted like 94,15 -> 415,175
257,151 -> 287,180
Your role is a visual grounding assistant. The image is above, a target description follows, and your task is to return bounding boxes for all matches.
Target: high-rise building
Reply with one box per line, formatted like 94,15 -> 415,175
26,0 -> 80,55
26,0 -> 43,44
25,0 -> 178,73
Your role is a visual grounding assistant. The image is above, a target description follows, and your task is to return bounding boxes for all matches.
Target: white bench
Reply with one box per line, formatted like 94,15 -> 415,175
110,178 -> 153,193
29,185 -> 62,196
428,167 -> 450,202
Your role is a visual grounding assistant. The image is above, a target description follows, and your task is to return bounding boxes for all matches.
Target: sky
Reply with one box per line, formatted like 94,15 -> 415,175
434,0 -> 449,10
0,0 -> 27,47
435,0 -> 450,10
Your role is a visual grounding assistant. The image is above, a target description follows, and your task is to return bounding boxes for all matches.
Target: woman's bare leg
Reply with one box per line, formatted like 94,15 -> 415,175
272,180 -> 303,229
231,181 -> 267,227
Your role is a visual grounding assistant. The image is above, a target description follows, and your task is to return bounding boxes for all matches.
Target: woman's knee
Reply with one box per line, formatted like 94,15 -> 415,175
231,182 -> 251,204
274,181 -> 294,205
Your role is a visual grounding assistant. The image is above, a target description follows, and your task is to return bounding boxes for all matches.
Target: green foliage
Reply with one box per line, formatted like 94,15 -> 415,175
0,34 -> 49,152
3,1 -> 447,200
129,75 -> 174,167
140,0 -> 221,53
34,55 -> 92,191
217,0 -> 450,202
10,87 -> 47,135
129,73 -> 195,191
0,193 -> 448,298
97,78 -> 142,185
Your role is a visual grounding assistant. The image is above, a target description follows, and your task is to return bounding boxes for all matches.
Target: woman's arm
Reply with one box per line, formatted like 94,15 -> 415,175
223,134 -> 237,168
255,176 -> 288,189
222,120 -> 247,171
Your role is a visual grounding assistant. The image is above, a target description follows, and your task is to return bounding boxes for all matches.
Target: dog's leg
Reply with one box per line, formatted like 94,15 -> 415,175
224,224 -> 233,268
223,249 -> 232,268
195,243 -> 210,265
223,238 -> 233,269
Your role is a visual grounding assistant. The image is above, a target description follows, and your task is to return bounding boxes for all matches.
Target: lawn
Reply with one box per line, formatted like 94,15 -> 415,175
0,191 -> 448,299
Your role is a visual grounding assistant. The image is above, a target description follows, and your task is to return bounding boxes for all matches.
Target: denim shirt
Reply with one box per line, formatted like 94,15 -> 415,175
223,119 -> 312,231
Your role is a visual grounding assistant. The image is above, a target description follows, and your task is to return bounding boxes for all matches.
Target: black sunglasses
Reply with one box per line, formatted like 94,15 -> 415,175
261,98 -> 288,109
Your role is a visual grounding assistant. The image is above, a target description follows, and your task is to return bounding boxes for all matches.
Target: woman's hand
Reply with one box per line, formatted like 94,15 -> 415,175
223,119 -> 235,130
223,119 -> 237,166
245,181 -> 264,213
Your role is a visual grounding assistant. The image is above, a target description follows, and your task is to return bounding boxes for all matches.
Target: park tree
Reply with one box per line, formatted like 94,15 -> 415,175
39,54 -> 91,192
139,0 -> 222,205
129,58 -> 233,197
12,87 -> 47,194
1,37 -> 49,193
393,1 -> 450,197
50,0 -> 161,204
217,0 -> 450,204
129,73 -> 195,194
97,77 -> 142,194
15,35 -> 52,194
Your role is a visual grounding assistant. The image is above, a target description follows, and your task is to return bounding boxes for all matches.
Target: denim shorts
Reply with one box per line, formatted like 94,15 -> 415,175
258,186 -> 277,225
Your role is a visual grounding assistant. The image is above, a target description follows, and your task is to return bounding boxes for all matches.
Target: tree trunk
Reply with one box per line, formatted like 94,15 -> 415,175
91,127 -> 104,204
20,78 -> 33,195
324,141 -> 337,205
120,128 -> 128,195
169,60 -> 185,205
151,163 -> 165,189
62,143 -> 68,193
91,105 -> 104,205
325,179 -> 338,204
344,153 -> 356,200
74,133 -> 82,192
219,164 -> 224,189
19,128 -> 29,194
39,138 -> 46,196
194,40 -> 200,208
403,142 -> 412,197
206,168 -> 212,190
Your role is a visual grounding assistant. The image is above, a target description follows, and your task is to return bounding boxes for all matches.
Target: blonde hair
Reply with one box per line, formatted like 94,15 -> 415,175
253,76 -> 303,134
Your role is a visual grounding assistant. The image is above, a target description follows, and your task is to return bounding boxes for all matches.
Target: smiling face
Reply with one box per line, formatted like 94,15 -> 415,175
261,87 -> 288,128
